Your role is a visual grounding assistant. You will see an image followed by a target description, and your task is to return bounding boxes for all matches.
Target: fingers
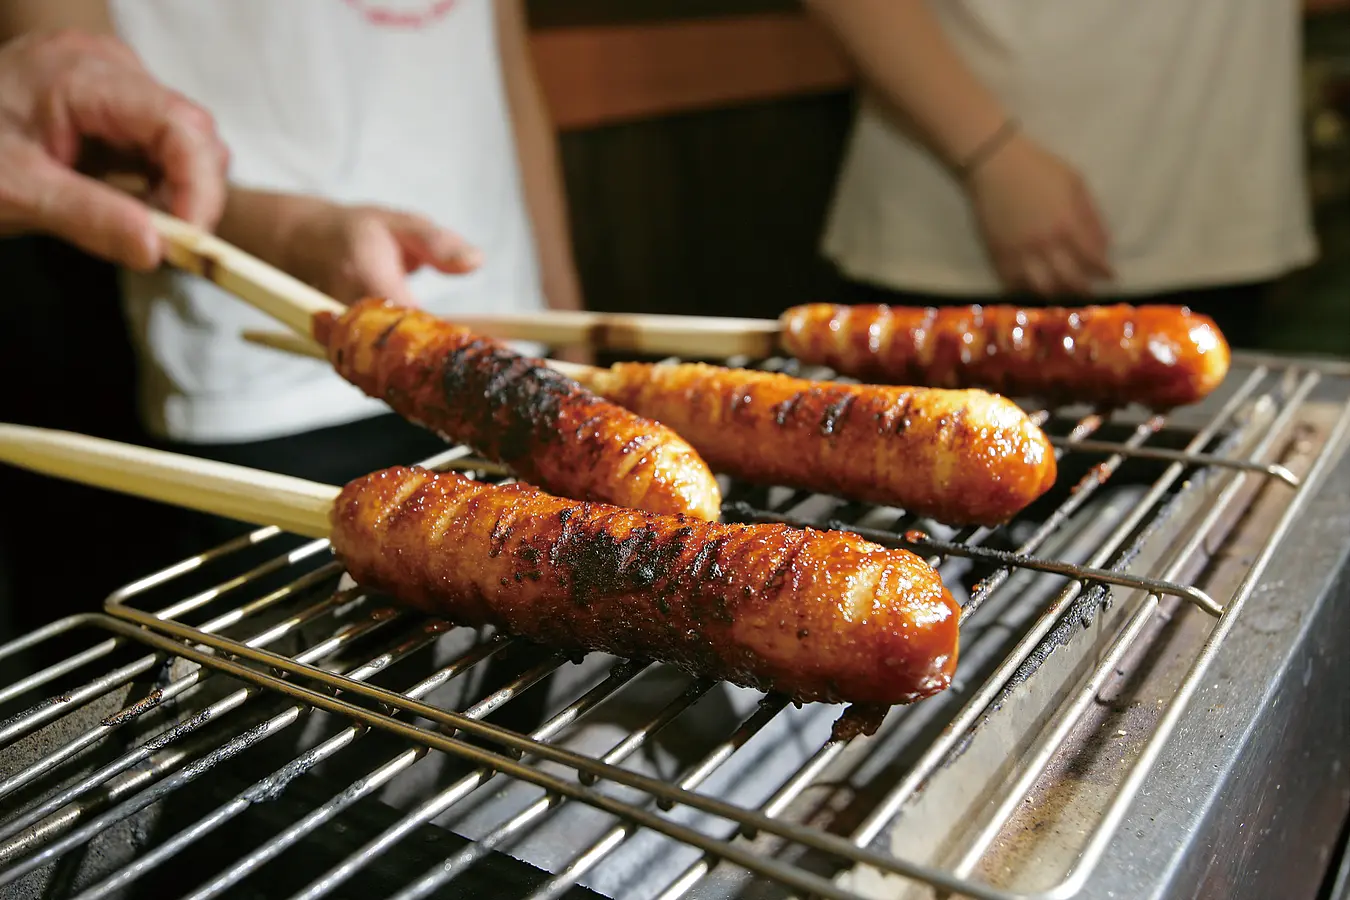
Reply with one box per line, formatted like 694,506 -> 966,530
1067,184 -> 1113,280
1007,213 -> 1113,298
386,212 -> 482,274
21,152 -> 161,270
1044,245 -> 1090,296
57,65 -> 229,229
1019,256 -> 1056,297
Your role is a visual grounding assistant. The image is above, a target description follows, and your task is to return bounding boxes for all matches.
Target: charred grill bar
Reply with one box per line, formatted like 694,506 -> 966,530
0,349 -> 1347,900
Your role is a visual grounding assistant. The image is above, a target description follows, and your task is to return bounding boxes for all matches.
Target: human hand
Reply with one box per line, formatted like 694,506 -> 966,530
965,133 -> 1113,296
280,199 -> 482,306
0,30 -> 229,270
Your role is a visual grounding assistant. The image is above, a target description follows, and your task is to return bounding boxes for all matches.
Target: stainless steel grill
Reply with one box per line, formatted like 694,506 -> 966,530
2,349 -> 1348,900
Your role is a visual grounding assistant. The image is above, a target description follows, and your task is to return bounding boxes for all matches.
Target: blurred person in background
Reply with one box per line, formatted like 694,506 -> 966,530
0,0 -> 584,636
805,0 -> 1318,349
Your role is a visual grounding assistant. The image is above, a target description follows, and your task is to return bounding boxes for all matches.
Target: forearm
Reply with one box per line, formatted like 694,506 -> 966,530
496,0 -> 584,312
804,0 -> 1009,171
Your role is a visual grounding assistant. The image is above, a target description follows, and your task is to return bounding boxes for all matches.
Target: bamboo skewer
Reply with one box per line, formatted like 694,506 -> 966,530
153,211 -> 777,359
441,310 -> 781,359
239,328 -> 600,386
153,213 -> 603,387
151,210 -> 345,336
0,424 -> 336,539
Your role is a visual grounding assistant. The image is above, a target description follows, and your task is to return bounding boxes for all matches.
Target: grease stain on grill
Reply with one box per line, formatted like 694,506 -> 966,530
178,720 -> 275,783
142,707 -> 215,753
0,693 -> 73,733
242,741 -> 346,804
101,688 -> 165,727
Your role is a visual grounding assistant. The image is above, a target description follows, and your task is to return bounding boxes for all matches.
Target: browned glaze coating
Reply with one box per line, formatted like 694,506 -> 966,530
330,466 -> 961,706
779,304 -> 1232,409
314,299 -> 722,520
588,362 -> 1057,526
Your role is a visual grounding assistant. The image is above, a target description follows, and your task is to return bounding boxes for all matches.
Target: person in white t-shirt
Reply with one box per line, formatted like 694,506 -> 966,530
806,0 -> 1319,348
2,0 -> 582,536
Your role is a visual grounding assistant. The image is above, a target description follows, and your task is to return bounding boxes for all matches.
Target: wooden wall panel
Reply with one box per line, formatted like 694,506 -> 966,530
531,13 -> 854,131
522,4 -> 858,323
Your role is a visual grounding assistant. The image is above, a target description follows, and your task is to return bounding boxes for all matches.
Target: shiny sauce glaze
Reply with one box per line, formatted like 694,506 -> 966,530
591,362 -> 1057,525
330,466 -> 961,708
779,303 -> 1232,409
314,299 -> 722,520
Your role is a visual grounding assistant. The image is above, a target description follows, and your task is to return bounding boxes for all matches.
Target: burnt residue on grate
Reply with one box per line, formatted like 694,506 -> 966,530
241,736 -> 352,805
0,693 -> 71,734
100,689 -> 165,728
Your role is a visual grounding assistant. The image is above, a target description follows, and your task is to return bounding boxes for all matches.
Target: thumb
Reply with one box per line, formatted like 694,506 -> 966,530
25,156 -> 161,270
386,212 -> 482,274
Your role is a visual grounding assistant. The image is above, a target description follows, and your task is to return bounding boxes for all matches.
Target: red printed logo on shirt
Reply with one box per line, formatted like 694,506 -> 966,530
342,0 -> 457,29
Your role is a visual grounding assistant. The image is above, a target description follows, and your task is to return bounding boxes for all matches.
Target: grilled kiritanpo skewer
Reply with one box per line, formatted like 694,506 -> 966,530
245,330 -> 1058,526
149,214 -> 722,521
0,425 -> 960,718
778,303 -> 1231,410
413,302 -> 1232,410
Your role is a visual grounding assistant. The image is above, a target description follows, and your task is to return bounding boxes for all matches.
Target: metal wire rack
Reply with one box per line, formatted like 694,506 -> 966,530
1,350 -> 1348,900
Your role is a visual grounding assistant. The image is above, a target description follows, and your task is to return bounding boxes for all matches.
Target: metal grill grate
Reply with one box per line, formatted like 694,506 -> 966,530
1,351 -> 1348,900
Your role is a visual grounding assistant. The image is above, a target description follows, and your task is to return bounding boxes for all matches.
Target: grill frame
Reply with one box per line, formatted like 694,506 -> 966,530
1,350 -> 1348,900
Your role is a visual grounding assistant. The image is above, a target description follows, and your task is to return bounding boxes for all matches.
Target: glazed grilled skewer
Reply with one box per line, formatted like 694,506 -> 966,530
150,213 -> 722,521
0,425 -> 961,713
779,303 -> 1232,410
426,302 -> 1233,410
335,464 -> 959,706
578,362 -> 1055,525
313,298 -> 722,520
245,332 -> 1059,526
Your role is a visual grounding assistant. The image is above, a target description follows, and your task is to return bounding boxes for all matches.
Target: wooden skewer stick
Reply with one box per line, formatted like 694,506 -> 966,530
238,328 -> 333,361
154,212 -> 619,386
442,310 -> 781,359
0,424 -> 337,539
239,329 -> 602,387
151,211 -> 344,336
153,209 -> 780,358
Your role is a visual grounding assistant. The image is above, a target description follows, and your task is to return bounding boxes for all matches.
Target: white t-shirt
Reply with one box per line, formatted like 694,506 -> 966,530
109,0 -> 546,443
821,0 -> 1318,298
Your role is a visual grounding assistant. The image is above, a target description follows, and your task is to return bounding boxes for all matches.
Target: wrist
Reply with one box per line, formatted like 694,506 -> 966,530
954,117 -> 1022,184
962,129 -> 1038,198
